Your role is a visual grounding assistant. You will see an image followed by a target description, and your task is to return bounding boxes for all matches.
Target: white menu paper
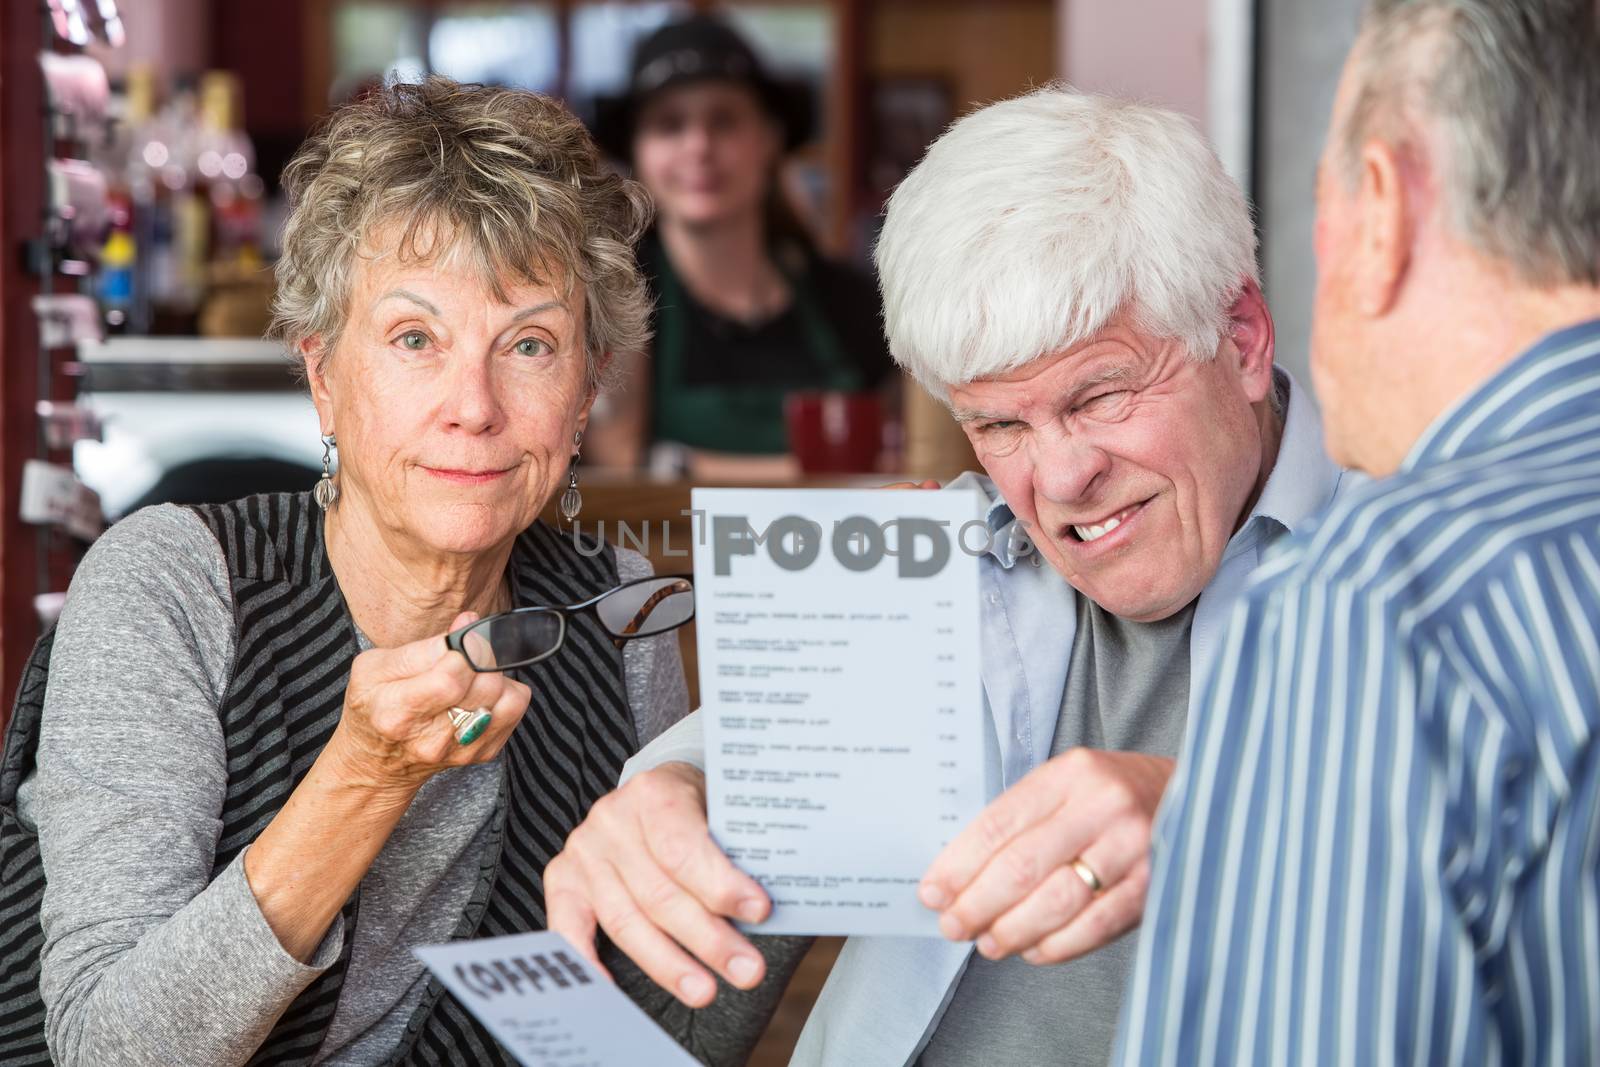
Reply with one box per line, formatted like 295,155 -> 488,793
693,487 -> 986,937
412,931 -> 698,1066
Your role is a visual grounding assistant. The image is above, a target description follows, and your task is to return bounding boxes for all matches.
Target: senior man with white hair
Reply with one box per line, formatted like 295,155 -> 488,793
544,85 -> 1354,1066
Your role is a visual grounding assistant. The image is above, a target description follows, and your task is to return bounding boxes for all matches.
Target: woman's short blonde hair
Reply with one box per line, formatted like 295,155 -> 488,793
271,76 -> 653,391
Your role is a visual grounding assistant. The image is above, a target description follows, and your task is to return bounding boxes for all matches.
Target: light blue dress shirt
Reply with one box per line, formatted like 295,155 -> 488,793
621,371 -> 1351,1066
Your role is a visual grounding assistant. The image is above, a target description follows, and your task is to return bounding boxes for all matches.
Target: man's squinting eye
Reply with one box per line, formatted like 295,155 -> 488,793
1075,389 -> 1129,414
514,337 -> 550,357
979,420 -> 1023,433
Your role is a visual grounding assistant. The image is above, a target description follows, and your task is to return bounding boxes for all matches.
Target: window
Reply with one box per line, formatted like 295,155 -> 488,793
567,1 -> 682,121
328,1 -> 840,233
430,4 -> 560,92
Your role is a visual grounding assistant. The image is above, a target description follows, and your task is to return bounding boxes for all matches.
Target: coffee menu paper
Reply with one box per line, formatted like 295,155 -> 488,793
412,931 -> 698,1066
693,487 -> 986,937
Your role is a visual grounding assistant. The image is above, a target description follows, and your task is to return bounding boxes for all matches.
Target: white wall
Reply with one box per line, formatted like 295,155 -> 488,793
1057,0 -> 1209,124
1057,0 -> 1364,389
1055,0 -> 1252,195
1255,0 -> 1363,387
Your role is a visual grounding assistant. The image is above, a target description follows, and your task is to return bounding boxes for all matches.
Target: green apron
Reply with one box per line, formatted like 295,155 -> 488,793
650,243 -> 862,454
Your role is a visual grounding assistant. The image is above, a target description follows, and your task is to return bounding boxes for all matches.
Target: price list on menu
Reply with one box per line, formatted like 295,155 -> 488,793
693,487 -> 986,936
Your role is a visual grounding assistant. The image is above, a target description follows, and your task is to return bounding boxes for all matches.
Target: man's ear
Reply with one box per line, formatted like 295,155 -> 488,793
301,336 -> 335,434
1224,277 -> 1277,405
1354,138 -> 1412,318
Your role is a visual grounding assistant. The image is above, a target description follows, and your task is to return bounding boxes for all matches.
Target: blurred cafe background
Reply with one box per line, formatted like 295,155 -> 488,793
0,0 -> 1364,1058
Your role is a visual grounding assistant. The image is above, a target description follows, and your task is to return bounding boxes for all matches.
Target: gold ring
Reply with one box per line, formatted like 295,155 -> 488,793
1069,858 -> 1104,894
447,706 -> 493,745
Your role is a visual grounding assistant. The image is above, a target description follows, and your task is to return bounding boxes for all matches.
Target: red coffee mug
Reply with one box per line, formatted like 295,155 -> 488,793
785,391 -> 884,474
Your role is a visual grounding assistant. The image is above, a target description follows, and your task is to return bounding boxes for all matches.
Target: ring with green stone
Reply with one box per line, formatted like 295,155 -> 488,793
447,706 -> 493,746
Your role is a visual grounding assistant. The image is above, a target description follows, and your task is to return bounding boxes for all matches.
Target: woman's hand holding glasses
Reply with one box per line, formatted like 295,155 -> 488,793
327,575 -> 694,797
328,611 -> 534,792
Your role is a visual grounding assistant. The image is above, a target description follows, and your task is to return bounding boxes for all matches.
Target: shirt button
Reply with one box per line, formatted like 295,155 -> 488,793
988,593 -> 1000,605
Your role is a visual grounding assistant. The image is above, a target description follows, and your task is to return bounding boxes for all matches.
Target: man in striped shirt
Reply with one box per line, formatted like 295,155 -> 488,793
1117,1 -> 1600,1063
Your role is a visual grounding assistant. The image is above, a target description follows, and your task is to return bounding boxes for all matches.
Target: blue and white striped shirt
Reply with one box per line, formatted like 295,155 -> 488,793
1116,318 -> 1600,1067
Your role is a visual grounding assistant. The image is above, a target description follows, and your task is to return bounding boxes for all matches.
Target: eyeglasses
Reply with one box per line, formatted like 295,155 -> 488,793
444,574 -> 695,673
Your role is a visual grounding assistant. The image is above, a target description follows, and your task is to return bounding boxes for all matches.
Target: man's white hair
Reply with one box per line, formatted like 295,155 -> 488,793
875,84 -> 1259,395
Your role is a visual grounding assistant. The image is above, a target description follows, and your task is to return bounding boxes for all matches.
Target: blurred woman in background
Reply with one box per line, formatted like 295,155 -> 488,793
588,14 -> 896,478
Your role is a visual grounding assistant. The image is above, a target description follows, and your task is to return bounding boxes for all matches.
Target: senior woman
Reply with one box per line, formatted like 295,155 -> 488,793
0,78 -> 790,1066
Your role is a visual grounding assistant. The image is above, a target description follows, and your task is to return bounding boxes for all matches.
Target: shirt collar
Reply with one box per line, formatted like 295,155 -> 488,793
1241,368 -> 1343,541
937,470 -> 1029,570
961,368 -> 1343,570
1403,316 -> 1600,472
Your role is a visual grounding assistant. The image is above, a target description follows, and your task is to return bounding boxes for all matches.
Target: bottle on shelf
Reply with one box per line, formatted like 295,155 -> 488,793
105,67 -> 204,334
95,64 -> 153,332
97,204 -> 136,333
90,67 -> 269,337
197,72 -> 264,268
162,76 -> 207,333
194,71 -> 269,337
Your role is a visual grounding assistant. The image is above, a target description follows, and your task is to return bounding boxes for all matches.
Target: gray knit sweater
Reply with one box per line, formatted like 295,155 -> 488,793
14,505 -> 689,1066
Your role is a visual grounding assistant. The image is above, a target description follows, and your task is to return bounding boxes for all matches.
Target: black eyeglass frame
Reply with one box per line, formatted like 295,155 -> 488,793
443,573 -> 695,673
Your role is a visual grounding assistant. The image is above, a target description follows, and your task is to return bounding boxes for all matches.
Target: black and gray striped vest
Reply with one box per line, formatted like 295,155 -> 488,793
0,492 -> 647,1065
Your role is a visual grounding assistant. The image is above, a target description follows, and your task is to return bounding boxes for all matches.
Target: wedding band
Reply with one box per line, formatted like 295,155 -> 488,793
1069,858 -> 1104,894
447,706 -> 493,746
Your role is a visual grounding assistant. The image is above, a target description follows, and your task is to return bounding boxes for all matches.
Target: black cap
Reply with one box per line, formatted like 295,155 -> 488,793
591,14 -> 816,162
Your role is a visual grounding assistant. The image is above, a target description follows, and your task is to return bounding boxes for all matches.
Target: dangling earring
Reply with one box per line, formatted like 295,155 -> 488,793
314,434 -> 339,510
559,430 -> 583,527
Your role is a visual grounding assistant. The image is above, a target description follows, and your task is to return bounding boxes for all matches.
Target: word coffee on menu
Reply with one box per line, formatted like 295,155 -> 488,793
693,487 -> 985,936
414,931 -> 697,1065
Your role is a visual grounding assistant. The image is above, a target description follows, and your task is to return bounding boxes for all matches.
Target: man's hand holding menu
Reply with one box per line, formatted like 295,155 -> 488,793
545,760 -> 774,1008
546,487 -> 987,1004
